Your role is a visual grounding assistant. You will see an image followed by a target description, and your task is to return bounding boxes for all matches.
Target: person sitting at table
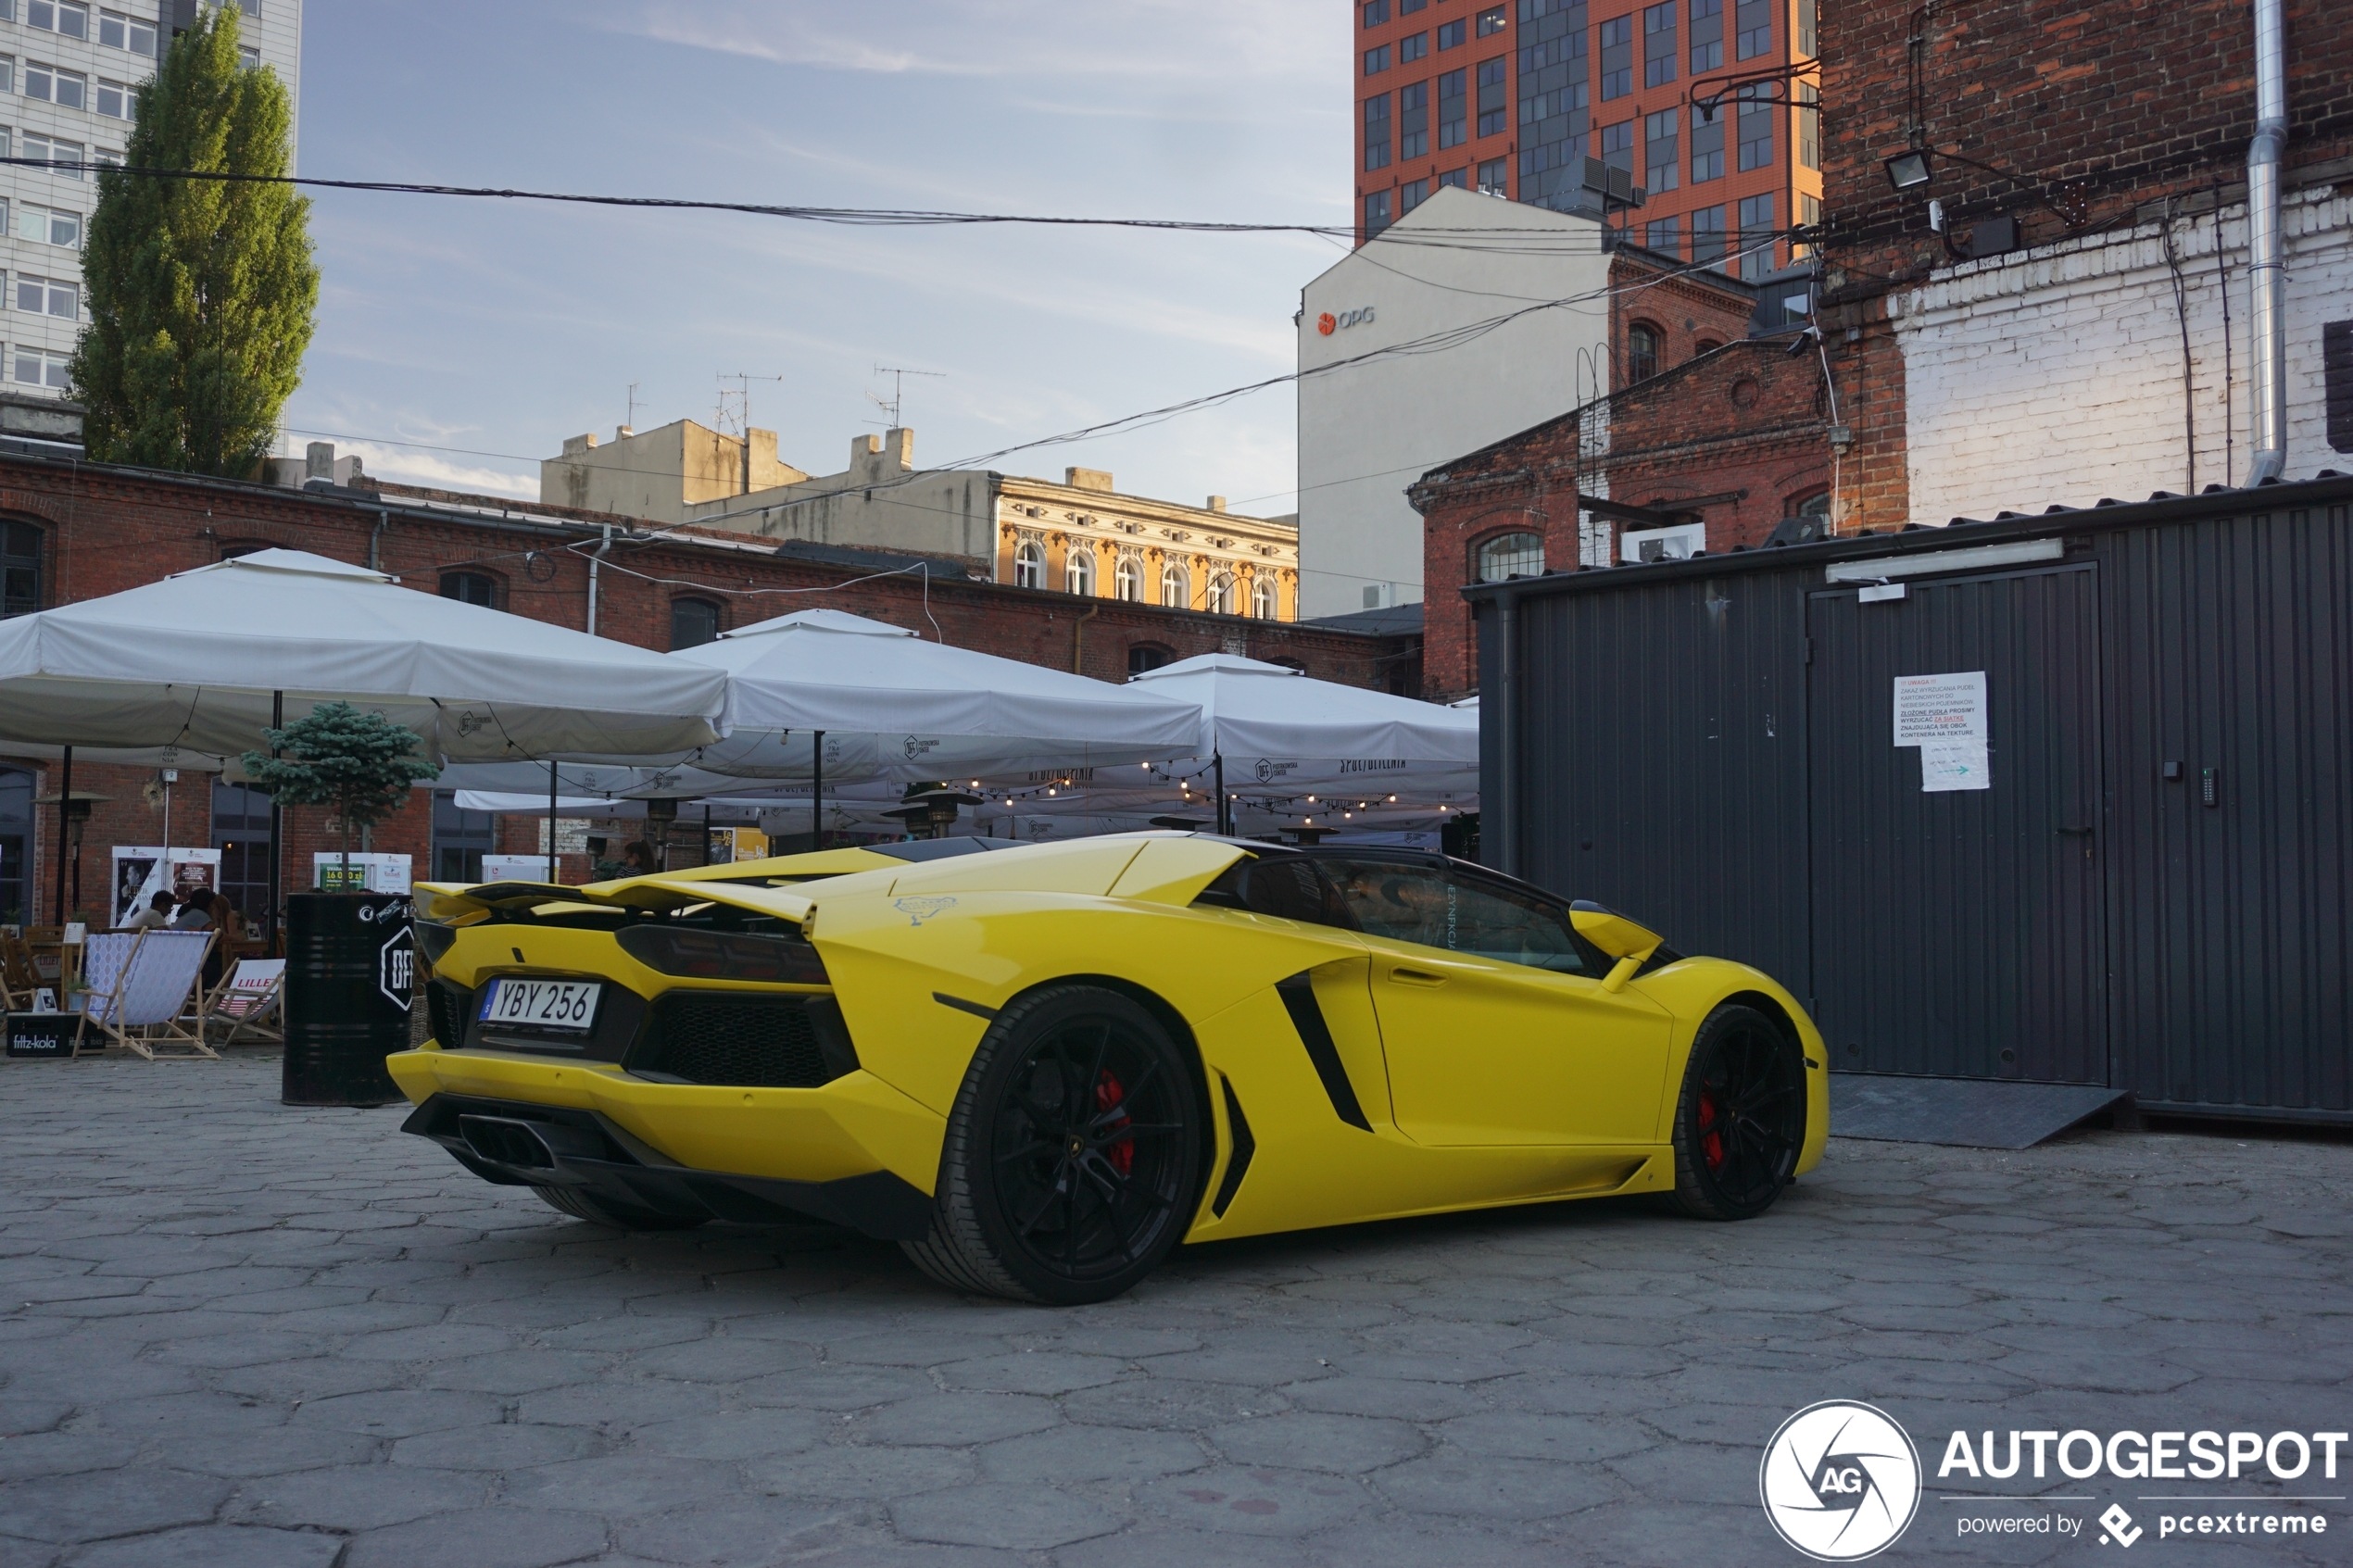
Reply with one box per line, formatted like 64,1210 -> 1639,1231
171,891 -> 216,931
120,891 -> 176,933
211,893 -> 247,946
622,840 -> 660,876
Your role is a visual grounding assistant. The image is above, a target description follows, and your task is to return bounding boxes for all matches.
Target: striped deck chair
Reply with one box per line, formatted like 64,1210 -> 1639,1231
77,929 -> 219,1060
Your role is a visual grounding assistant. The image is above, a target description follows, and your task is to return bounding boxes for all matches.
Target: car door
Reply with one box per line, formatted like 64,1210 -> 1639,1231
1321,857 -> 1675,1147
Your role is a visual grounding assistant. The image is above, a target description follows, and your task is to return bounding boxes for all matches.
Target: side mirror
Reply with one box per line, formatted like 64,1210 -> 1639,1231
1570,901 -> 1665,994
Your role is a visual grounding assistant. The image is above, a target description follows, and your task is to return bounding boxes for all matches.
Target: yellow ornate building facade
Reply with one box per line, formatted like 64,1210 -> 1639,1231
995,467 -> 1299,621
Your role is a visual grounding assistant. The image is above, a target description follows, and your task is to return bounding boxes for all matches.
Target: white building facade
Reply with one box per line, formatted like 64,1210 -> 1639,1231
1,0 -> 300,397
1890,182 -> 2353,524
1295,185 -> 1614,619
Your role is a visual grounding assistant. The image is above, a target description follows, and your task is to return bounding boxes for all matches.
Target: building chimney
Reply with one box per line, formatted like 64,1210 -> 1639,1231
616,425 -> 635,441
1207,495 -> 1227,513
1065,467 -> 1114,493
305,441 -> 334,482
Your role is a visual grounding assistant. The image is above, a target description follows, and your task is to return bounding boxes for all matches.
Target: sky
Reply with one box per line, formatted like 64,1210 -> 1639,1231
283,1 -> 1353,516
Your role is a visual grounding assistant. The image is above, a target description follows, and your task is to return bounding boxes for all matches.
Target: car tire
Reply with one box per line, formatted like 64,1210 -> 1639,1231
902,984 -> 1204,1305
532,1184 -> 708,1232
1667,1003 -> 1806,1221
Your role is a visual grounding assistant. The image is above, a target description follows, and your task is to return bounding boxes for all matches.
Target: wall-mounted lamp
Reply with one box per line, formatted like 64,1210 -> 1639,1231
1884,150 -> 1932,191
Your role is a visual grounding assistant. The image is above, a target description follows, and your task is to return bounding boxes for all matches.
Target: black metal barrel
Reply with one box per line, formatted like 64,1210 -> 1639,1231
282,891 -> 415,1107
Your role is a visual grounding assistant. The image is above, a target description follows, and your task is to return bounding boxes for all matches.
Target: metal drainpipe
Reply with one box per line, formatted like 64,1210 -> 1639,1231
1071,602 -> 1100,673
586,524 -> 613,635
1495,592 -> 1517,877
2245,0 -> 2289,485
368,508 -> 389,571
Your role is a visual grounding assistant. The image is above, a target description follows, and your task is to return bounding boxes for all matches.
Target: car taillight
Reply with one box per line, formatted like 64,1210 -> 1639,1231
616,926 -> 830,985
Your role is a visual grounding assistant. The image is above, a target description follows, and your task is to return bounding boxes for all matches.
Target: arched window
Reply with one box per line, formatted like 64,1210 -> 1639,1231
1066,547 -> 1096,596
670,597 -> 721,650
1126,644 -> 1171,677
439,571 -> 498,608
1114,556 -> 1142,601
1477,532 -> 1544,583
1161,562 -> 1190,609
1795,490 -> 1832,523
1692,338 -> 1722,358
1013,539 -> 1044,589
1627,322 -> 1661,383
1,521 -> 42,619
1207,571 -> 1238,615
1252,576 -> 1279,620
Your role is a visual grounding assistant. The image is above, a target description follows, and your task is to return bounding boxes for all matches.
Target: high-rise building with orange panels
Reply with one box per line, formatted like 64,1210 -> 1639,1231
1353,0 -> 1819,280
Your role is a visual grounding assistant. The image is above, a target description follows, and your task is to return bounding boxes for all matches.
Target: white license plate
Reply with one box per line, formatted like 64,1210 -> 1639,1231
479,978 -> 601,1033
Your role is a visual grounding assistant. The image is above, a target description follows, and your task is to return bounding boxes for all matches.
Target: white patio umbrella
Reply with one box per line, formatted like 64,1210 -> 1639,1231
0,548 -> 734,914
1119,653 -> 1480,834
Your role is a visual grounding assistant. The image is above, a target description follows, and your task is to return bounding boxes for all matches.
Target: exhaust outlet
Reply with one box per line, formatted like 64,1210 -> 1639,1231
458,1114 -> 560,1170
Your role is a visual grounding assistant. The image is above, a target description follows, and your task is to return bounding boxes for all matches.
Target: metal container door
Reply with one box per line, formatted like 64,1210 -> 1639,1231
1806,562 -> 2107,1083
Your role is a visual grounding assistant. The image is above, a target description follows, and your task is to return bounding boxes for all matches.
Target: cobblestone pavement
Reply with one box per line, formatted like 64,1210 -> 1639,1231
3,1055 -> 2349,1568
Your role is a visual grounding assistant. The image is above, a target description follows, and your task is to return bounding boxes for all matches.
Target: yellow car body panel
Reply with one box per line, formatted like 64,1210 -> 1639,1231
394,834 -> 1826,1255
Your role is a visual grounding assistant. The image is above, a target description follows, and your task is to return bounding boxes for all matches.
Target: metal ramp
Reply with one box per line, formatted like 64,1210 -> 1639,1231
1829,1073 -> 2130,1150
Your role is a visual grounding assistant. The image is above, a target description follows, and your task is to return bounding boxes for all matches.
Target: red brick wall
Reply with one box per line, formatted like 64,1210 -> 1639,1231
1816,0 -> 2353,529
0,456 -> 1417,922
1414,340 -> 1828,701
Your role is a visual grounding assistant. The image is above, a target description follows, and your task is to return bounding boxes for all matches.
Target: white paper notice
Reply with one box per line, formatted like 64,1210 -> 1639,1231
1893,671 -> 1988,746
1919,741 -> 1991,792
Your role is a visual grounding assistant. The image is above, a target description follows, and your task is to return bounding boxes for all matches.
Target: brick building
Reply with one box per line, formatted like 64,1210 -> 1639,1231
0,453 -> 1417,929
1814,0 -> 2353,531
1411,331 -> 1829,701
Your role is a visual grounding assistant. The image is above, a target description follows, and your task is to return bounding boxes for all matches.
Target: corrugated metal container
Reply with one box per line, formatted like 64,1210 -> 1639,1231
1471,475 -> 2353,1122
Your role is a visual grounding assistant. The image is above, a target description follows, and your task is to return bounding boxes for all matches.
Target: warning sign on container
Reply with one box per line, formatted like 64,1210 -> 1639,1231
1893,671 -> 1988,746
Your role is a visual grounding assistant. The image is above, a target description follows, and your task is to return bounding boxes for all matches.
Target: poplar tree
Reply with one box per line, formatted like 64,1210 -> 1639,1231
69,6 -> 316,476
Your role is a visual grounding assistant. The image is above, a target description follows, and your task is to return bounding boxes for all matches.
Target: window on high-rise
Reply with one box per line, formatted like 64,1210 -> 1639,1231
1599,119 -> 1635,181
1477,56 -> 1508,135
1252,577 -> 1278,620
1365,44 -> 1391,75
21,132 -> 82,178
1739,193 -> 1776,278
1692,203 -> 1727,267
23,61 -> 87,109
1627,323 -> 1661,383
1400,80 -> 1429,158
1364,94 -> 1391,170
1066,547 -> 1096,596
1114,556 -> 1141,601
1797,81 -> 1820,168
1439,166 -> 1468,190
1363,0 -> 1388,24
1013,539 -> 1044,588
1689,0 -> 1723,73
1691,103 -> 1725,182
1477,6 -> 1506,36
1207,572 -> 1239,616
1401,176 -> 1430,216
1478,157 -> 1509,195
12,348 -> 69,390
1438,18 -> 1465,47
1737,84 -> 1773,169
1365,189 -> 1392,234
239,0 -> 260,15
15,273 -> 77,318
1438,68 -> 1466,147
97,9 -> 157,54
1644,2 -> 1677,87
1735,0 -> 1771,59
1795,191 -> 1821,256
1514,0 -> 1589,212
1644,214 -> 1681,257
1797,0 -> 1817,55
17,205 -> 81,247
1645,107 -> 1680,193
1401,31 -> 1428,62
94,78 -> 130,118
25,2 -> 89,39
1597,16 -> 1632,100
1401,0 -> 1426,10
238,45 -> 259,69
1161,563 -> 1190,609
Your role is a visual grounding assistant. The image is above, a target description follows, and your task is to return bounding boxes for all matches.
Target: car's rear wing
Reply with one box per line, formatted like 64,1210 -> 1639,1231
415,876 -> 817,932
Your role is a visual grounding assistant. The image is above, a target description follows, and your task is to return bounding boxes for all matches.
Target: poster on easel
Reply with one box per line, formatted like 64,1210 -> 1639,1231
110,847 -> 222,929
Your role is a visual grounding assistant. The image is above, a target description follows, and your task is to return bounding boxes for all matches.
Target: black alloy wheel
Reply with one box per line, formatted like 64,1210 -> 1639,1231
533,1184 -> 708,1232
1667,1003 -> 1806,1220
903,985 -> 1203,1304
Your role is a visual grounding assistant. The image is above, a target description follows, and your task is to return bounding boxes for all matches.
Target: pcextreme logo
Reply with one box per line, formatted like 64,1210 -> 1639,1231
1760,1401 -> 1923,1561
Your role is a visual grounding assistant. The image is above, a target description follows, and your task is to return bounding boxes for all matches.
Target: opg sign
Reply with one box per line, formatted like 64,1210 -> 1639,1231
1316,307 -> 1377,335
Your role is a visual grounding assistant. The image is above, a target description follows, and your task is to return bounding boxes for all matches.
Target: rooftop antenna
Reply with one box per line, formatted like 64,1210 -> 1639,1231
716,371 -> 785,439
867,364 -> 945,428
625,382 -> 640,433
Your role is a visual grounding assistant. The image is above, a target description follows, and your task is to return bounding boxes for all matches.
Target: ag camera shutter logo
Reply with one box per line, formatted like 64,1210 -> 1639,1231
1760,1401 -> 1922,1561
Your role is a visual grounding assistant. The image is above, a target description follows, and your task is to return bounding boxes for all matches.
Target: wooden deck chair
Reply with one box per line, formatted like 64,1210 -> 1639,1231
0,935 -> 38,1011
203,958 -> 286,1046
76,929 -> 219,1060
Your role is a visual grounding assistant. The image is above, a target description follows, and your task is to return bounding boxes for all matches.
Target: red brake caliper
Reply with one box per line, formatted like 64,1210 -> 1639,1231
1095,1071 -> 1135,1175
1698,1089 -> 1725,1172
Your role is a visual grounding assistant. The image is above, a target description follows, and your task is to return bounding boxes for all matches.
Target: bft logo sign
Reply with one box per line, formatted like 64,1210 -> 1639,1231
378,924 -> 413,1012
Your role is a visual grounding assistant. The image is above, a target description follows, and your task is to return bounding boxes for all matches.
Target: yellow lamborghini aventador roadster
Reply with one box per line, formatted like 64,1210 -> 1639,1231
392,834 -> 1828,1304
